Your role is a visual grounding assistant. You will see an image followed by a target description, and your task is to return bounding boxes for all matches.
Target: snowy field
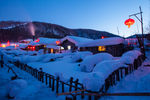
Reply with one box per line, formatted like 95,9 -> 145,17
0,46 -> 150,100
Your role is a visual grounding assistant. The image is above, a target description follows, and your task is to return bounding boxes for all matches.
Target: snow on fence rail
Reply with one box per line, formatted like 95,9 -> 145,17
0,50 -> 146,100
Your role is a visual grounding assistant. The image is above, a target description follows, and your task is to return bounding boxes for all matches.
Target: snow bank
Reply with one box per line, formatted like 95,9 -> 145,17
70,51 -> 93,62
83,60 -> 127,91
120,50 -> 142,64
83,72 -> 105,91
80,53 -> 113,72
7,79 -> 27,98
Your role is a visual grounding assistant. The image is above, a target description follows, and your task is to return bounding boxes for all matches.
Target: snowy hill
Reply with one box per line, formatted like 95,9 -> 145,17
0,21 -> 120,42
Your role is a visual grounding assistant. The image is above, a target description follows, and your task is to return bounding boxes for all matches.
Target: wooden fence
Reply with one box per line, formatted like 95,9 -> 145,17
0,53 -> 145,100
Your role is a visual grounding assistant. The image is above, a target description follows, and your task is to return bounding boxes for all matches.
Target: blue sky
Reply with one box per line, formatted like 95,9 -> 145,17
0,0 -> 149,37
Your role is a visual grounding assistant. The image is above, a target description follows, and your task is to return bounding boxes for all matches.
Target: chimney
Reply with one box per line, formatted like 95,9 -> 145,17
33,35 -> 35,41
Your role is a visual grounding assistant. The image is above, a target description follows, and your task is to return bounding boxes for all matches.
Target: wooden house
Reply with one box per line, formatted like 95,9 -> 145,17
59,36 -> 93,52
79,37 -> 125,57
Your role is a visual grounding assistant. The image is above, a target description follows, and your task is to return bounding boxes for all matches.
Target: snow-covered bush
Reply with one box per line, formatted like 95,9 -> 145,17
7,79 -> 27,99
70,51 -> 93,63
80,53 -> 113,72
120,50 -> 142,64
83,72 -> 104,91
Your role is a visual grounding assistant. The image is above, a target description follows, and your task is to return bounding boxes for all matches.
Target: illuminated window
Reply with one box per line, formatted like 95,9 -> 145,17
68,45 -> 71,50
60,47 -> 64,50
51,48 -> 54,53
98,46 -> 106,51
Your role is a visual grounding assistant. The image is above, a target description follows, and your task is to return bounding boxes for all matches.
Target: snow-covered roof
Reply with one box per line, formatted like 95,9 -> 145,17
79,37 -> 125,47
46,45 -> 60,49
60,36 -> 93,46
38,37 -> 58,45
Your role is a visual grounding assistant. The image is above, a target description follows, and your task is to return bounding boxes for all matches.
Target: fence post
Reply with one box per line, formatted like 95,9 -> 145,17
56,77 -> 59,93
120,68 -> 123,79
116,70 -> 120,81
69,77 -> 73,92
73,94 -> 76,100
125,68 -> 128,76
62,82 -> 65,93
74,79 -> 79,91
52,76 -> 55,91
45,73 -> 48,85
0,55 -> 4,68
49,75 -> 51,88
81,85 -> 84,99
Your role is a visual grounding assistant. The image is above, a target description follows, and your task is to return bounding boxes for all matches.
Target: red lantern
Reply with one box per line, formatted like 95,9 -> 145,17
56,40 -> 60,45
35,38 -> 40,43
124,18 -> 135,28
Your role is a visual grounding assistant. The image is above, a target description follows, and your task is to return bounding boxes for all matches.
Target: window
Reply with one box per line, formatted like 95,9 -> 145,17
98,46 -> 106,51
51,48 -> 54,53
68,45 -> 71,50
60,47 -> 64,50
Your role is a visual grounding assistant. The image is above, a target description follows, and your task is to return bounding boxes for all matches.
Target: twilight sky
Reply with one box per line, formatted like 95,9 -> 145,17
0,0 -> 149,37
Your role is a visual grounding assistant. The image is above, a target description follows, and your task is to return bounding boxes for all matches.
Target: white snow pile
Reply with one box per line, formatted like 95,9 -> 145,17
120,50 -> 142,64
18,54 -> 63,63
79,37 -> 124,47
83,60 -> 127,91
80,53 -> 113,72
7,79 -> 27,99
70,51 -> 93,62
83,72 -> 104,91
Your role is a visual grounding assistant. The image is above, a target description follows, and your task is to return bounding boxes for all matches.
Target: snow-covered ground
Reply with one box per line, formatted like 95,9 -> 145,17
0,45 -> 150,100
0,64 -> 65,100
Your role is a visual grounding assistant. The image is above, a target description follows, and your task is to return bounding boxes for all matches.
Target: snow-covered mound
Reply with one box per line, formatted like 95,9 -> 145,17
83,60 -> 127,91
80,53 -> 113,72
70,51 -> 93,62
120,50 -> 142,64
7,79 -> 27,98
83,72 -> 104,91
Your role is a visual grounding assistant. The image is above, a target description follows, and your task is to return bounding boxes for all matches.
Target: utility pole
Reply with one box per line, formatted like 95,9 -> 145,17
129,6 -> 145,58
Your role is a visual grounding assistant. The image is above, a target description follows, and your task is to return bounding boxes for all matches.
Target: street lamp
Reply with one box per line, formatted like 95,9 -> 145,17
126,6 -> 145,57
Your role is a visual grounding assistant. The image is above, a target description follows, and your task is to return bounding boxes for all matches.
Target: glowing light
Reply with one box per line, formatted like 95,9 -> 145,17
98,46 -> 106,51
124,18 -> 135,28
35,38 -> 40,42
51,48 -> 54,53
101,36 -> 104,39
7,40 -> 10,46
2,44 -> 6,48
56,41 -> 61,45
68,45 -> 71,50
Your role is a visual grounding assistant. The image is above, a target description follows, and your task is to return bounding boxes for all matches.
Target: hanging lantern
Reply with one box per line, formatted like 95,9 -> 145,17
124,18 -> 135,28
56,40 -> 60,45
35,38 -> 40,43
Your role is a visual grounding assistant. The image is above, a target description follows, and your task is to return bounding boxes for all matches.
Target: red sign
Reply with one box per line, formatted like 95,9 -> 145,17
124,18 -> 135,28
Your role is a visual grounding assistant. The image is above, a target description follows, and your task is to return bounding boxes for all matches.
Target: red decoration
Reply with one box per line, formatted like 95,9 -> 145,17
7,40 -> 10,46
56,40 -> 60,45
124,18 -> 135,28
35,38 -> 40,43
101,36 -> 104,39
